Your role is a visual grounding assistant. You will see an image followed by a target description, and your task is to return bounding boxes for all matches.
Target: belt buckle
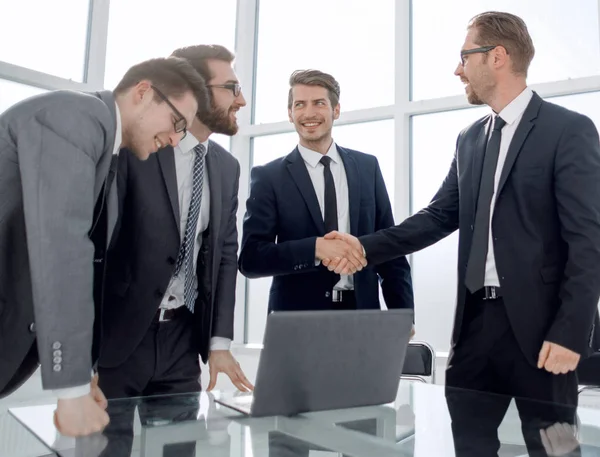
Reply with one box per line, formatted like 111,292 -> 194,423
484,286 -> 498,300
158,308 -> 170,322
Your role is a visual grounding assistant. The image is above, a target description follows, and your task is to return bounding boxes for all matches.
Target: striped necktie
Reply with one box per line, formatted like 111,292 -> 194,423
173,143 -> 205,313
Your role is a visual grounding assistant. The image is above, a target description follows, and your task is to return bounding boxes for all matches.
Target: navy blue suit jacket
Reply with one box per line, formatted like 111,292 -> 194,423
239,145 -> 414,313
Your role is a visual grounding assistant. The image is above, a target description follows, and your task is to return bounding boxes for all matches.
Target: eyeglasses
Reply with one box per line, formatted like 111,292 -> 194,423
206,83 -> 242,97
151,85 -> 187,139
460,45 -> 498,66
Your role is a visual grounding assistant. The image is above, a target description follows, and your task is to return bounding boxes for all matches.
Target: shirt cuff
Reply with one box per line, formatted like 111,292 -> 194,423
210,337 -> 232,351
53,383 -> 91,399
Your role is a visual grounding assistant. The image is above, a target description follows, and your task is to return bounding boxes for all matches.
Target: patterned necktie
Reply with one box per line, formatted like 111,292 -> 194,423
173,143 -> 205,313
464,115 -> 506,293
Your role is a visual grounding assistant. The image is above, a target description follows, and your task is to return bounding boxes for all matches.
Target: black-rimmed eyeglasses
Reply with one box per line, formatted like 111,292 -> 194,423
460,45 -> 498,66
151,85 -> 188,139
206,83 -> 242,97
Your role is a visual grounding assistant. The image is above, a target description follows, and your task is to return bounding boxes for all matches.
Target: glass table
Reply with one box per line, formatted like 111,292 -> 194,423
5,382 -> 600,457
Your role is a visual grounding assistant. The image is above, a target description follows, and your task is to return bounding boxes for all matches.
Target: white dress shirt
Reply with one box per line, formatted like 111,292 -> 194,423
298,141 -> 353,291
54,101 -> 123,400
484,87 -> 534,286
160,134 -> 230,351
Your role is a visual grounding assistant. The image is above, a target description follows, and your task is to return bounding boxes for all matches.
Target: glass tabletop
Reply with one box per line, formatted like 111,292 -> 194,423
6,382 -> 600,457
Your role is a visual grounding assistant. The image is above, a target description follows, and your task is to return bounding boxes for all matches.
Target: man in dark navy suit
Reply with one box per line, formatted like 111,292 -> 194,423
239,69 -> 413,315
324,12 -> 600,457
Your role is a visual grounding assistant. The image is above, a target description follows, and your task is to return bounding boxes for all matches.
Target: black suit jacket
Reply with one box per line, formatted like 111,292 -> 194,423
95,140 -> 240,368
239,145 -> 413,312
361,92 -> 600,365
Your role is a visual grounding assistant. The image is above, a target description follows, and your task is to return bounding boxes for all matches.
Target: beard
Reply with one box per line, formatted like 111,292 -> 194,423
199,100 -> 238,136
466,86 -> 485,105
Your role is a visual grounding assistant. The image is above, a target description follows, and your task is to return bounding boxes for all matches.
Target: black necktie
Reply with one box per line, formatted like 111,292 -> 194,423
465,115 -> 507,293
320,156 -> 338,232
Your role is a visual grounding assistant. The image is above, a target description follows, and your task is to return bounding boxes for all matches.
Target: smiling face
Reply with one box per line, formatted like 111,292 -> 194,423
199,59 -> 247,136
288,84 -> 340,151
123,81 -> 198,160
454,27 -> 497,106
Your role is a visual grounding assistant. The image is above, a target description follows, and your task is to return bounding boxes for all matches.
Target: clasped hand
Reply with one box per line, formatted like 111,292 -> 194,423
317,231 -> 367,274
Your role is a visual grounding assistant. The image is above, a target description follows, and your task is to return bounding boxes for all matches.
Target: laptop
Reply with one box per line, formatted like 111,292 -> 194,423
216,308 -> 414,417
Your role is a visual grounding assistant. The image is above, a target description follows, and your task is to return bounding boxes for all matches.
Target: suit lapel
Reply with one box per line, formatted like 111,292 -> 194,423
206,142 -> 221,278
286,148 -> 326,234
471,115 -> 491,211
157,147 -> 181,236
496,93 -> 541,197
337,146 -> 359,235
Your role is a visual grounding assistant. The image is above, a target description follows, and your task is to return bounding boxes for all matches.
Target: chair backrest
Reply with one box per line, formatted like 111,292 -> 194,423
577,352 -> 600,387
401,341 -> 435,383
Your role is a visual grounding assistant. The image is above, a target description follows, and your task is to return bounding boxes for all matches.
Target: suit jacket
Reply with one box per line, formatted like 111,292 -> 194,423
239,145 -> 414,312
0,90 -> 117,397
361,92 -> 600,364
95,140 -> 240,368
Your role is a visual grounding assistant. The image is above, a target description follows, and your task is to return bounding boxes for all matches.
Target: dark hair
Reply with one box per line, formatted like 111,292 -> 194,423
288,70 -> 340,109
113,56 -> 209,114
468,11 -> 535,76
170,45 -> 235,83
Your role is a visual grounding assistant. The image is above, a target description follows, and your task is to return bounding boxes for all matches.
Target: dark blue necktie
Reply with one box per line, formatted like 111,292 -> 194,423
465,115 -> 506,293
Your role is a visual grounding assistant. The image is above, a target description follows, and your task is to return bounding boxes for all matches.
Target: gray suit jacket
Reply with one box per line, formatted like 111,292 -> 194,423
96,140 -> 240,367
0,90 -> 117,396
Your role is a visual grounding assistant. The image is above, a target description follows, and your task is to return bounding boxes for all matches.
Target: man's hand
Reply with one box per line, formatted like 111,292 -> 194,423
316,236 -> 366,274
538,341 -> 581,374
410,325 -> 416,340
540,422 -> 580,456
321,232 -> 366,274
207,350 -> 254,392
53,394 -> 110,437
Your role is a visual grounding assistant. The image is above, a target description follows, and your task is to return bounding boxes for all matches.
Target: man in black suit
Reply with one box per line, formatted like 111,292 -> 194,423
93,46 -> 252,456
239,70 -> 413,316
325,12 -> 600,456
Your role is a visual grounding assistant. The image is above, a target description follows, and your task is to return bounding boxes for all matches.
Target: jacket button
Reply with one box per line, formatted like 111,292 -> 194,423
28,323 -> 36,333
294,266 -> 298,271
53,364 -> 61,372
325,291 -> 331,298
167,257 -> 175,265
53,356 -> 62,364
52,342 -> 61,350
53,350 -> 62,357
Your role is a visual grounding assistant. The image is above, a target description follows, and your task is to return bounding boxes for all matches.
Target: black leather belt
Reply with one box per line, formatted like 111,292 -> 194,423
332,290 -> 355,303
473,286 -> 502,300
156,306 -> 189,322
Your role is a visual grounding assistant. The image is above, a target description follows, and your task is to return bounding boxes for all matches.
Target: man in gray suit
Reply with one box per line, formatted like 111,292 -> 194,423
96,45 -> 251,405
0,56 -> 208,437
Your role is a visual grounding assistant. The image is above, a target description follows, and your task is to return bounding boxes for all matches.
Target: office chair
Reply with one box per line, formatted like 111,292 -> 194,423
401,341 -> 435,384
578,351 -> 600,395
578,316 -> 600,395
396,341 -> 436,444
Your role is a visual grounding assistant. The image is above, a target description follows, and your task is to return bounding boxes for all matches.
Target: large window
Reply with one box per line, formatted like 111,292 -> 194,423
412,0 -> 600,100
246,120 -> 395,343
253,0 -> 395,124
0,80 -> 46,114
0,1 -> 90,81
103,0 -> 238,89
410,107 -> 486,351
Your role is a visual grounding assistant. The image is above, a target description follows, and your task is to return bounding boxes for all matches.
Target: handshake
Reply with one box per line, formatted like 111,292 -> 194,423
316,231 -> 367,275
